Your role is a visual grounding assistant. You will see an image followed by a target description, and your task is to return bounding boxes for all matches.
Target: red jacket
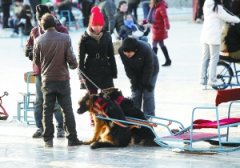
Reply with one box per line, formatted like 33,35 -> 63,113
151,0 -> 170,41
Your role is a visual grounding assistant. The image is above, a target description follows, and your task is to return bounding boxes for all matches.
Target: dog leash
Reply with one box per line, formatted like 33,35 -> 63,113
79,69 -> 101,90
79,69 -> 115,94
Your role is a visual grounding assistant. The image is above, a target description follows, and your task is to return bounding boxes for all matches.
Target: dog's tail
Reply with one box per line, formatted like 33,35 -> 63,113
90,142 -> 118,149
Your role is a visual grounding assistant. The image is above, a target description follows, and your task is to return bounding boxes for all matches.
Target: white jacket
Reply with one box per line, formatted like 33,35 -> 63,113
200,0 -> 240,45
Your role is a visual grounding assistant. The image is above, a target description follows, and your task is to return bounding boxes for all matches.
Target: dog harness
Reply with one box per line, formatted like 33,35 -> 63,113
114,96 -> 125,105
94,97 -> 107,111
93,97 -> 128,128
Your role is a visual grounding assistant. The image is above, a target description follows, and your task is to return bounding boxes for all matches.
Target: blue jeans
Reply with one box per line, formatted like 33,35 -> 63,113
139,36 -> 148,42
42,80 -> 78,141
142,1 -> 150,19
131,73 -> 158,117
34,75 -> 63,129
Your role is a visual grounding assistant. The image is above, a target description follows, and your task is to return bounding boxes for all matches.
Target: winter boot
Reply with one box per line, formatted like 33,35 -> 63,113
161,46 -> 171,66
152,47 -> 158,55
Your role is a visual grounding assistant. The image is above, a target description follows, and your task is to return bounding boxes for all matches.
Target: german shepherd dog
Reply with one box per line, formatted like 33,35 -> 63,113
101,88 -> 159,146
77,93 -> 132,149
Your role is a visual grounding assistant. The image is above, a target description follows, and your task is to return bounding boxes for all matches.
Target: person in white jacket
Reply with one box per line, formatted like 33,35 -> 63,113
200,0 -> 240,86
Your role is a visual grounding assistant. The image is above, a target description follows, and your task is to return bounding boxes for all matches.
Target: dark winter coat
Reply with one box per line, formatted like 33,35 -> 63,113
221,22 -> 240,52
114,11 -> 125,33
151,0 -> 170,41
78,31 -> 117,90
33,29 -> 77,82
118,40 -> 159,87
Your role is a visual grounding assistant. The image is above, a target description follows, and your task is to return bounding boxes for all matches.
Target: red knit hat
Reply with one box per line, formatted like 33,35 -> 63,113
89,6 -> 104,26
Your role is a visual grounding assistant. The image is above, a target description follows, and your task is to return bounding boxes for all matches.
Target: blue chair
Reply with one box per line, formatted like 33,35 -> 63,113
60,10 -> 76,29
17,72 -> 36,124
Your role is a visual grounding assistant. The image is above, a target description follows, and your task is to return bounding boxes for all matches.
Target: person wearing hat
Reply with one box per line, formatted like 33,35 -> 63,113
78,6 -> 117,94
33,13 -> 82,147
118,37 -> 159,118
25,4 -> 68,139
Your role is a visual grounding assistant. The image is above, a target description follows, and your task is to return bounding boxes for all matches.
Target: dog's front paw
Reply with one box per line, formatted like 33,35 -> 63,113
90,142 -> 100,149
82,141 -> 92,145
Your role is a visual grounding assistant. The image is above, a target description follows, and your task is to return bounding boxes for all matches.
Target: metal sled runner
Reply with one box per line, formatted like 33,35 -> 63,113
96,88 -> 240,153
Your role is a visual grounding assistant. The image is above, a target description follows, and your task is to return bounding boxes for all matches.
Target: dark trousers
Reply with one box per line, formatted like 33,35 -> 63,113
29,0 -> 40,21
42,80 -> 77,142
81,0 -> 94,27
131,73 -> 158,117
35,75 -> 63,129
128,2 -> 139,21
142,1 -> 150,19
2,3 -> 11,28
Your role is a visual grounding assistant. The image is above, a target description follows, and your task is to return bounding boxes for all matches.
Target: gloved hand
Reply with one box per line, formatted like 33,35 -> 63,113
144,84 -> 154,92
25,47 -> 33,61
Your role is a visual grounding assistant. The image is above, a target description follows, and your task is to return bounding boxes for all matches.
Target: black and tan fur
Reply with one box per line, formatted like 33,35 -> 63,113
77,93 -> 132,149
101,88 -> 159,146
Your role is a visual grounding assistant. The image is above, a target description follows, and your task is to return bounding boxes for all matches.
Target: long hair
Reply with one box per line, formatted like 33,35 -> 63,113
231,0 -> 240,15
213,0 -> 222,12
150,0 -> 161,8
117,0 -> 127,12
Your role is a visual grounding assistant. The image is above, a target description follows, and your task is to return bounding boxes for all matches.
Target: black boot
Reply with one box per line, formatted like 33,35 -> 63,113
152,47 -> 158,55
161,46 -> 171,66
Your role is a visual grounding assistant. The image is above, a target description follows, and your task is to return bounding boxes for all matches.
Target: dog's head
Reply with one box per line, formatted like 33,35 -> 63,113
77,93 -> 97,114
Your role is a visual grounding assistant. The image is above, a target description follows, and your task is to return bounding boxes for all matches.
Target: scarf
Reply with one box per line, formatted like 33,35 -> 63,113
87,27 -> 103,41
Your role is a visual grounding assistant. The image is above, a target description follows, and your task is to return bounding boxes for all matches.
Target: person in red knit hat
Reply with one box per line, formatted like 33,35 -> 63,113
78,6 -> 117,125
89,6 -> 105,33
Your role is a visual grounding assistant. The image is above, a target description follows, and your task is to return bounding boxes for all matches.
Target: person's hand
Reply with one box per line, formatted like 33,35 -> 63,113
25,47 -> 33,61
28,54 -> 33,61
144,84 -> 154,92
80,79 -> 86,89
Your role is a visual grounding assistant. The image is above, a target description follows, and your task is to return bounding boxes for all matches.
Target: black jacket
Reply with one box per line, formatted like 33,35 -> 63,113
118,40 -> 159,87
114,11 -> 125,33
221,22 -> 240,52
78,31 -> 117,89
